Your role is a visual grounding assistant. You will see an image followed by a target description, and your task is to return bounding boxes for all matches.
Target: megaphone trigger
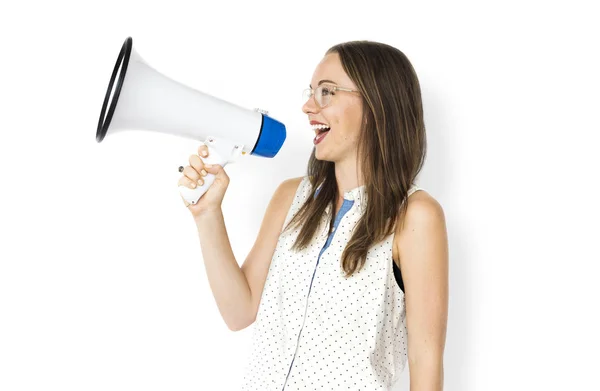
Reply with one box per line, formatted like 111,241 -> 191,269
229,144 -> 244,163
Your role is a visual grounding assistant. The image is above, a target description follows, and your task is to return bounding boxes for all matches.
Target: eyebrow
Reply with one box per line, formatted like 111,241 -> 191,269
309,79 -> 337,88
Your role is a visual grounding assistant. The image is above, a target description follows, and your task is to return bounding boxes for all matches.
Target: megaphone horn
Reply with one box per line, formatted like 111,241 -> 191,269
97,37 -> 287,205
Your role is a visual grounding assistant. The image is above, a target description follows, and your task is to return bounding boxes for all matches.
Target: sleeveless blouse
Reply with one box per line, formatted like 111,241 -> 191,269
241,176 -> 423,390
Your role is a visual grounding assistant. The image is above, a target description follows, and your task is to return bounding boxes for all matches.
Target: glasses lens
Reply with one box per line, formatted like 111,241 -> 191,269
302,88 -> 312,101
316,85 -> 332,107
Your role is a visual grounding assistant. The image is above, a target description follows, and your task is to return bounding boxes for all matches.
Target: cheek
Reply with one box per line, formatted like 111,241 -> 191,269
341,107 -> 362,138
326,105 -> 362,141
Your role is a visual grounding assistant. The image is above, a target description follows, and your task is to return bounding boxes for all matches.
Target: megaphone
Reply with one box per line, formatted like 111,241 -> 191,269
96,37 -> 286,205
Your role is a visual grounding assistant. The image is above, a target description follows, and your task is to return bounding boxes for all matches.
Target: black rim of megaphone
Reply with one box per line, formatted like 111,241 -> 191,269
96,37 -> 133,142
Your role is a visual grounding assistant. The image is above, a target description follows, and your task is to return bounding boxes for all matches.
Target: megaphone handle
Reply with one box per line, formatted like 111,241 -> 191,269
178,144 -> 229,205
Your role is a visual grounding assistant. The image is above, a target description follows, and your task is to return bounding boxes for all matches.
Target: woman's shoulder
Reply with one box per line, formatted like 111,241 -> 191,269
395,187 -> 445,241
271,176 -> 307,205
280,175 -> 307,191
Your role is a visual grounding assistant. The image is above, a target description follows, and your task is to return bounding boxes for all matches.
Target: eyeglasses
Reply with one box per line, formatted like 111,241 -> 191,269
303,84 -> 360,108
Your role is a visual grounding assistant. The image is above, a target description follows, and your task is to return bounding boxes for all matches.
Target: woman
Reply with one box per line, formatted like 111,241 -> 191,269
178,41 -> 449,390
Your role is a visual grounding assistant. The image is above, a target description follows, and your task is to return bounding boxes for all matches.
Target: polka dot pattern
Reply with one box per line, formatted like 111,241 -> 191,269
241,176 -> 422,390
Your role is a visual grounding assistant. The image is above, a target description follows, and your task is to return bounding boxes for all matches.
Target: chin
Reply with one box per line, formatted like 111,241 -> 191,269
315,152 -> 335,163
314,154 -> 327,162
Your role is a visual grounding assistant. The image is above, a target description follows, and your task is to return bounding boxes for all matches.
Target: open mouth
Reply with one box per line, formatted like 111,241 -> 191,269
313,126 -> 330,144
312,123 -> 330,130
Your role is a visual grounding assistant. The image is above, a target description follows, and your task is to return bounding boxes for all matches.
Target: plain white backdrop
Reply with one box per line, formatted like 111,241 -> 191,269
1,0 -> 598,390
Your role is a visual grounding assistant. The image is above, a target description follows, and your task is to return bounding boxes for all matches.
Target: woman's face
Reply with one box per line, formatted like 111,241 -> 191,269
302,52 -> 364,163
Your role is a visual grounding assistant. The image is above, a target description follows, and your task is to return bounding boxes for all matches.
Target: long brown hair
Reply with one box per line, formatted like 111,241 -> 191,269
282,40 -> 427,277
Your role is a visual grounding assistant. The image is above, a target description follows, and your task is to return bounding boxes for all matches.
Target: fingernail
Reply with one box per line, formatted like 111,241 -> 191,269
202,151 -> 208,157
197,179 -> 204,185
200,169 -> 207,176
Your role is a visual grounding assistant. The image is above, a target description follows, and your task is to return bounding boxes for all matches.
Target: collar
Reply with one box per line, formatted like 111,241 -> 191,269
315,183 -> 367,212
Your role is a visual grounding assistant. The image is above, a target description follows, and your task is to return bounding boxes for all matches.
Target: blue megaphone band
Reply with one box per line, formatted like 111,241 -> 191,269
251,115 -> 287,158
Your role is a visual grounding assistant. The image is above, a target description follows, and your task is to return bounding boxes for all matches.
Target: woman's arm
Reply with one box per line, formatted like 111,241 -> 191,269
395,193 -> 449,391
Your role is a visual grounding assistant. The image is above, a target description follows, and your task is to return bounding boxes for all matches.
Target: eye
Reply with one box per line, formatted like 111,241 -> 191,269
320,86 -> 332,96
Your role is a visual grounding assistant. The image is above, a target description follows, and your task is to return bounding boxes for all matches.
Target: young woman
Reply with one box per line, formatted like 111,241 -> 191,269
178,41 -> 449,391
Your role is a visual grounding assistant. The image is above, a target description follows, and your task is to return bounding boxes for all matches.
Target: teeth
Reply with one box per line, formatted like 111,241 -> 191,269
311,124 -> 330,131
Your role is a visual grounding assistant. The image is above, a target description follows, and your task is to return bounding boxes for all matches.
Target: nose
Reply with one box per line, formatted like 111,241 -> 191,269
302,95 -> 319,115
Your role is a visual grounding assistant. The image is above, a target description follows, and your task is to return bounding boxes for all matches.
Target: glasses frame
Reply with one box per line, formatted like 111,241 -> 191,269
303,83 -> 360,108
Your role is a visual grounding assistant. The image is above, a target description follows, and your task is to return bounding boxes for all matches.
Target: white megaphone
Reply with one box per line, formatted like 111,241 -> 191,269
96,37 -> 286,205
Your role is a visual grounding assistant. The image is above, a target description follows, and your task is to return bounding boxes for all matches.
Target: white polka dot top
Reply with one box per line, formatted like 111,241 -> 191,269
241,176 -> 422,390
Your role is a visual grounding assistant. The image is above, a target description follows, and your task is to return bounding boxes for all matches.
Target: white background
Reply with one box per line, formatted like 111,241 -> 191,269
1,0 -> 598,390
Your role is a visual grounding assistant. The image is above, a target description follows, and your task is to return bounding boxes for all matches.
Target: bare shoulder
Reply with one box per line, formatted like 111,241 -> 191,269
279,176 -> 305,193
392,190 -> 448,266
404,189 -> 444,221
260,176 -> 306,234
274,176 -> 305,206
